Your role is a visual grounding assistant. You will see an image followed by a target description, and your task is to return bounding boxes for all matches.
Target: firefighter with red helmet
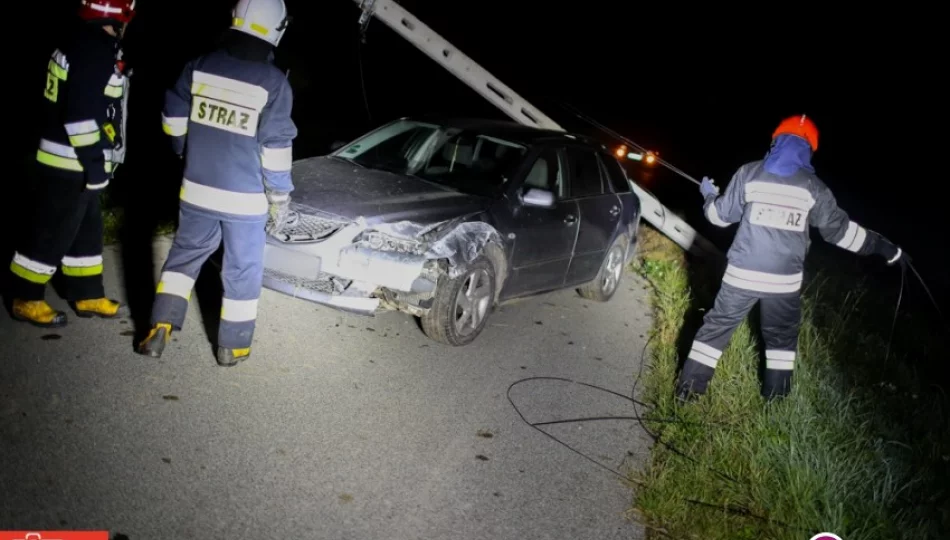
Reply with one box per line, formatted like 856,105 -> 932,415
7,0 -> 135,327
676,114 -> 908,401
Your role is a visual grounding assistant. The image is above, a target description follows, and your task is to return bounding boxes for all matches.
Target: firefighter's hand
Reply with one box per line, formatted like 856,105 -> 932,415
265,192 -> 292,235
84,167 -> 109,191
700,176 -> 720,198
877,237 -> 909,268
886,246 -> 910,268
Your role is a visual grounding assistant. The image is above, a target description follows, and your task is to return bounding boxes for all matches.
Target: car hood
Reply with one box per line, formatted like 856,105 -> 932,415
289,156 -> 488,225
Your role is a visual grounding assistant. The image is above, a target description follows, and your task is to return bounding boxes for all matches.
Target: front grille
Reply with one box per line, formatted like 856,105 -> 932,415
273,212 -> 349,243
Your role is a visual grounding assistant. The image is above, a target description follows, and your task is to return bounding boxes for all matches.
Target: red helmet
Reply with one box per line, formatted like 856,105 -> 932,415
773,114 -> 819,152
78,0 -> 136,24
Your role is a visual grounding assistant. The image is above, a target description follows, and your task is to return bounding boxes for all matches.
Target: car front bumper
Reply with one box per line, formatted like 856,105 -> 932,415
261,233 -> 438,316
260,211 -> 503,316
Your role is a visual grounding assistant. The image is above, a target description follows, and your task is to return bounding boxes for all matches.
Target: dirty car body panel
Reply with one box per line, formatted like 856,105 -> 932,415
262,117 -> 641,323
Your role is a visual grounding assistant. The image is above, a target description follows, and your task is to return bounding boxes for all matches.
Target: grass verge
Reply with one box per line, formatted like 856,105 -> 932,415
628,224 -> 949,540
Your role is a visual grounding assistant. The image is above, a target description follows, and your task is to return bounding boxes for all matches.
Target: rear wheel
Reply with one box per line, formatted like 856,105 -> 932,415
421,256 -> 496,346
577,234 -> 627,302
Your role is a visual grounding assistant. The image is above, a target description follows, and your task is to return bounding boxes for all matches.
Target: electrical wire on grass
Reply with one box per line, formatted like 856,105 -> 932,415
508,268 -> 942,533
506,240 -> 800,531
506,369 -> 804,531
506,374 -> 735,482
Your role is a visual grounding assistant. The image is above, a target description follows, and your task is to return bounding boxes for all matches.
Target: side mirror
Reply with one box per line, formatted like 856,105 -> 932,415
522,188 -> 555,208
330,140 -> 347,151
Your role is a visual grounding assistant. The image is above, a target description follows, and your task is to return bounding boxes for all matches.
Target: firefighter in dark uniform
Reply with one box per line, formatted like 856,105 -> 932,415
137,0 -> 297,366
7,0 -> 135,328
677,115 -> 908,401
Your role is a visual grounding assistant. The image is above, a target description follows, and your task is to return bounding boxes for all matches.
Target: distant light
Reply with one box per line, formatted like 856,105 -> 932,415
615,145 -> 627,158
626,152 -> 643,161
645,153 -> 656,164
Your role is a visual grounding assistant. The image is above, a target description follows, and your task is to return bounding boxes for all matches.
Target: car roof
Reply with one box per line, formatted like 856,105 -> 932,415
404,115 -> 608,150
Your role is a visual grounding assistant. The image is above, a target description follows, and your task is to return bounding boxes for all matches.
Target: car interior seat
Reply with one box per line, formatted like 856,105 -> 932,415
524,157 -> 549,191
426,140 -> 475,175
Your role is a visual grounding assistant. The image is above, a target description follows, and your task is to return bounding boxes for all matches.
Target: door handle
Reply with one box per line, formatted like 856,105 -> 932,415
609,206 -> 620,217
564,214 -> 577,224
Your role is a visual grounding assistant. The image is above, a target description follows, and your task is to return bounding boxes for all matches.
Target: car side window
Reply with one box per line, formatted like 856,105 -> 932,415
567,147 -> 605,199
599,152 -> 631,194
522,148 -> 565,199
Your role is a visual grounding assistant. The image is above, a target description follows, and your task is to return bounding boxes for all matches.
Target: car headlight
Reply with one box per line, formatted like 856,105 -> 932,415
355,230 -> 427,255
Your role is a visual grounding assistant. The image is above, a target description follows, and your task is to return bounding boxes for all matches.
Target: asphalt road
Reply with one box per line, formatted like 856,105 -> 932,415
1,237 -> 654,540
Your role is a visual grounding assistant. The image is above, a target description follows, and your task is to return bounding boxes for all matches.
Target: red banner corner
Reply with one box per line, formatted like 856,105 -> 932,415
0,532 -> 110,540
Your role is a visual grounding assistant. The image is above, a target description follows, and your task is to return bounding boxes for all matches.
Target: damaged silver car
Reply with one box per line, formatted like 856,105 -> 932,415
262,117 -> 641,345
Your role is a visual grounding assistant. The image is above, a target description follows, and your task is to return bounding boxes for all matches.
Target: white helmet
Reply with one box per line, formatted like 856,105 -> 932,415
231,0 -> 291,47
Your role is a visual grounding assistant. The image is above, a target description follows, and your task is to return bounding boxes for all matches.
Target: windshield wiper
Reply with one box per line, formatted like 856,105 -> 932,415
399,168 -> 462,192
330,155 -> 365,168
367,163 -> 459,193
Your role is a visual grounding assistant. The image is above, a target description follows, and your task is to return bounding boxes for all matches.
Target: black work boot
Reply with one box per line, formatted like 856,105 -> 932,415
762,370 -> 792,402
675,359 -> 715,403
674,378 -> 704,403
216,347 -> 251,367
137,323 -> 172,358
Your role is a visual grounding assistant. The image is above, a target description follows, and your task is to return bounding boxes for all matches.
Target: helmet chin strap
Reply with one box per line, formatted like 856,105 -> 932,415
86,17 -> 120,34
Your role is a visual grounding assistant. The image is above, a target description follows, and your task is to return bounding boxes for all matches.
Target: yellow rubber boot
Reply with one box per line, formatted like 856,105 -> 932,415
137,323 -> 173,358
11,300 -> 67,328
216,347 -> 251,367
71,298 -> 126,319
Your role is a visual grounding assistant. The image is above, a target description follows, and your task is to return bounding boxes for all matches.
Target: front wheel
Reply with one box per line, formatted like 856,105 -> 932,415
420,257 -> 496,346
577,234 -> 627,302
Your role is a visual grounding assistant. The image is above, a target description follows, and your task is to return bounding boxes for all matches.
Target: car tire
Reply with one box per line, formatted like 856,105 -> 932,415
577,234 -> 627,302
420,256 -> 496,346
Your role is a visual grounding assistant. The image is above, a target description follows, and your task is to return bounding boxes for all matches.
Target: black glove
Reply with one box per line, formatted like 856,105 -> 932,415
83,162 -> 110,190
876,237 -> 909,268
890,247 -> 910,269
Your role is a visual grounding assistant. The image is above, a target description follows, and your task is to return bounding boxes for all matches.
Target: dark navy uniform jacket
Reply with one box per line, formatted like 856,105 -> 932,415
36,21 -> 127,190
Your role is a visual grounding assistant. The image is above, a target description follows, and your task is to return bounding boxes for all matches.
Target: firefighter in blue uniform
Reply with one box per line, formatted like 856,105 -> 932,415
137,0 -> 297,366
7,0 -> 135,328
676,115 -> 908,401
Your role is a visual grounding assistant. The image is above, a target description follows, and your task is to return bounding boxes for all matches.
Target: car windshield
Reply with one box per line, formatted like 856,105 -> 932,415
332,119 -> 528,197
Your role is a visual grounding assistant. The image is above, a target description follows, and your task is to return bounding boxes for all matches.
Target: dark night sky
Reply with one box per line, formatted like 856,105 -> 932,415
14,1 -> 947,302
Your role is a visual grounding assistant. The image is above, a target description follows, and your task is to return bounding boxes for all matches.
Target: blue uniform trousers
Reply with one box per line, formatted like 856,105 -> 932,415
677,282 -> 801,398
151,205 -> 266,349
